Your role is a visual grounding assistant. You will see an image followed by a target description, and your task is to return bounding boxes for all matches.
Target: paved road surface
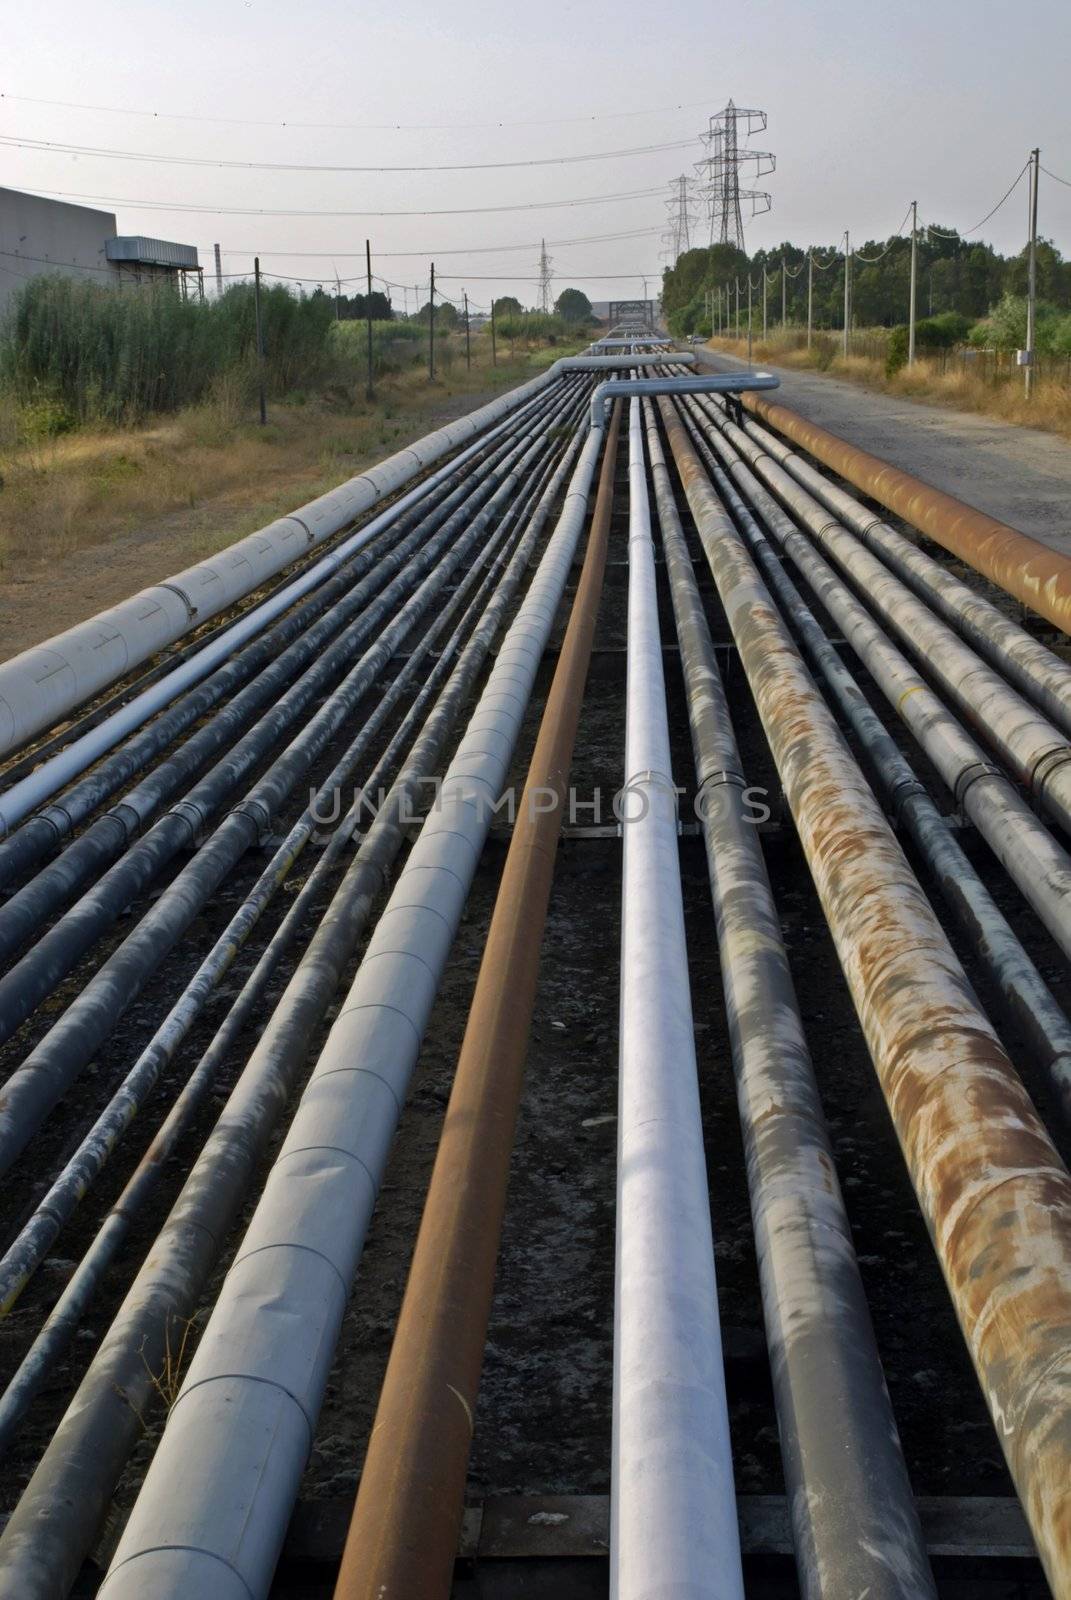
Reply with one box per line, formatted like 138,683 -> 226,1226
697,347 -> 1071,557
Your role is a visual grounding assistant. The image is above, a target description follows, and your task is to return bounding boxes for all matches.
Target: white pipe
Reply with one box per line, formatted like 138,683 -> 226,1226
612,398 -> 743,1600
96,422 -> 609,1600
0,355 -> 683,761
0,412 -> 530,836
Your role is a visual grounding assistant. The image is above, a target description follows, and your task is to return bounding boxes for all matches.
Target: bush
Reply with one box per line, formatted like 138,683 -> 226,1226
886,311 -> 975,374
0,274 -> 335,425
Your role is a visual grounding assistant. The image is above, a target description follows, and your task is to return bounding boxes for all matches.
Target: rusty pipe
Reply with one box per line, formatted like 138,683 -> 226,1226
741,392 -> 1071,636
660,393 -> 1071,1599
332,402 -> 622,1600
645,398 -> 936,1599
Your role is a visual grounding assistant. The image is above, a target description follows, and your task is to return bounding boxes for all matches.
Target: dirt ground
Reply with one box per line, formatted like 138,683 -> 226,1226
700,347 -> 1071,557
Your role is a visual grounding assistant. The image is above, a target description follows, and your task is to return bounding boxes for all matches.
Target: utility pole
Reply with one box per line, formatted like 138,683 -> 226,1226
735,276 -> 740,339
334,272 -> 341,322
253,257 -> 267,425
843,231 -> 851,360
213,242 -> 223,298
365,239 -> 374,400
491,296 -> 497,366
463,290 -> 471,369
1025,147 -> 1040,399
781,263 -> 787,328
747,274 -> 753,363
908,201 -> 918,367
429,262 -> 436,382
762,268 -> 767,340
807,252 -> 814,349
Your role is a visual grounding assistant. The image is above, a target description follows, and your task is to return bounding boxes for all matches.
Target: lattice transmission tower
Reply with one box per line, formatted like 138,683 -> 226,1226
537,238 -> 553,313
661,174 -> 699,266
694,100 -> 775,250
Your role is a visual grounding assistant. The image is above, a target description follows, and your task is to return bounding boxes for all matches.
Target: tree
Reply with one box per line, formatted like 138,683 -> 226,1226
492,295 -> 523,317
554,287 -> 593,324
414,300 -> 459,329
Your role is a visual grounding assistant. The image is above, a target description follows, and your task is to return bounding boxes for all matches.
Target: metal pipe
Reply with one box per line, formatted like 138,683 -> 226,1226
739,391 -> 1071,636
660,395 -> 1071,1597
0,445 -> 552,1447
674,400 -> 1071,1120
0,394 -> 552,837
95,421 -> 610,1600
588,370 -> 777,428
700,401 -> 1071,835
612,399 -> 743,1600
332,401 -> 622,1600
0,417 -> 591,1600
735,409 -> 1071,739
0,381 -> 569,931
645,397 -> 936,1599
681,396 -> 1071,965
0,445 -> 554,1312
0,394 -> 580,1170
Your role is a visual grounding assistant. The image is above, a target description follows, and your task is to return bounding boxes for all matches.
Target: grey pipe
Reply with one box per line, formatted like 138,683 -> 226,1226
0,413 -> 591,1600
589,370 -> 777,428
95,422 -> 609,1600
645,398 -> 937,1599
673,400 -> 1071,1118
736,410 -> 1071,740
682,396 -> 1071,966
695,397 -> 1071,838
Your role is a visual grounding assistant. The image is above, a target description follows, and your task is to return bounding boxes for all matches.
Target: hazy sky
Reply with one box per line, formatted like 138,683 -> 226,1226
3,0 -> 1068,309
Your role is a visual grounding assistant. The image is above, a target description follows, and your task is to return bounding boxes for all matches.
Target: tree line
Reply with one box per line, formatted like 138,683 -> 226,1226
662,231 -> 1071,340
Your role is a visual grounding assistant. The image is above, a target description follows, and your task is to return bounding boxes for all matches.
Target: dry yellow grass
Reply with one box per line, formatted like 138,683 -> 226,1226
0,337 -> 566,575
705,332 -> 1071,441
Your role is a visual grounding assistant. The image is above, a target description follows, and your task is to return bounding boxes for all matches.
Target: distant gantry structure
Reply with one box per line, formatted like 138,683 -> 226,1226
695,100 -> 775,250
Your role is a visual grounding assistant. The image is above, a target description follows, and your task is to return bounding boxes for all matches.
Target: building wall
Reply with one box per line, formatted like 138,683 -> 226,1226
0,188 -> 119,318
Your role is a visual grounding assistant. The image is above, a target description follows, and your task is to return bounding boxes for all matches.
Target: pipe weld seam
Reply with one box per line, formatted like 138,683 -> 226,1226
334,998 -> 423,1042
154,581 -> 199,621
953,760 -> 1008,812
168,1366 -> 315,1443
103,1543 -> 256,1600
296,1064 -> 403,1119
1028,742 -> 1071,798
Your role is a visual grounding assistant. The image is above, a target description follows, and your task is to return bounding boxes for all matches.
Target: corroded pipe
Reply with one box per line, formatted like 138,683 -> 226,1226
332,402 -> 621,1600
660,394 -> 1071,1599
742,393 -> 1071,636
646,399 -> 937,1599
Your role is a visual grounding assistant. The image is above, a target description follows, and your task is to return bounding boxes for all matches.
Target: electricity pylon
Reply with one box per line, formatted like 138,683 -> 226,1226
662,174 -> 699,265
694,100 -> 775,250
537,238 -> 553,313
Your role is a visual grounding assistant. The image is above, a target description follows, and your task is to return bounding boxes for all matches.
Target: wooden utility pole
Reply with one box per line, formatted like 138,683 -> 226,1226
1025,149 -> 1040,398
464,291 -> 471,369
807,251 -> 814,349
842,232 -> 852,359
429,262 -> 436,381
253,256 -> 267,425
908,201 -> 918,366
365,239 -> 374,399
491,296 -> 497,366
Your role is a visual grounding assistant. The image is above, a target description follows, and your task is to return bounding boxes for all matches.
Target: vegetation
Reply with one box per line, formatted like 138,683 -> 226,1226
554,287 -> 594,324
662,231 -> 1071,341
0,275 -> 336,427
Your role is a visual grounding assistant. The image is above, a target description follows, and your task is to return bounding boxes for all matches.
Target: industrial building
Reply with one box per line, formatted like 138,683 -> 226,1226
0,187 -> 201,317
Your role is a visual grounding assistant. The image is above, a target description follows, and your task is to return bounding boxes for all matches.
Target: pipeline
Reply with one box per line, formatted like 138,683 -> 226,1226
736,389 -> 1071,635
736,410 -> 1071,740
674,399 -> 1071,1117
0,351 -> 691,757
645,398 -> 937,1598
0,434 -> 562,1314
612,399 -> 743,1600
660,393 -> 1071,1597
332,401 -> 622,1600
0,406 -> 592,1600
680,395 -> 1071,967
0,380 -> 573,954
695,397 -> 1071,840
588,370 -> 778,427
0,439 -> 560,1446
93,421 -> 610,1600
0,390 -> 585,1170
0,383 -> 557,838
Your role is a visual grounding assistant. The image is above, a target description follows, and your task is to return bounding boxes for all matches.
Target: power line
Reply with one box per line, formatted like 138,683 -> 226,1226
223,226 -> 661,260
10,181 -> 667,219
0,131 -> 698,174
926,161 -> 1031,238
1041,164 -> 1071,188
0,90 -> 714,134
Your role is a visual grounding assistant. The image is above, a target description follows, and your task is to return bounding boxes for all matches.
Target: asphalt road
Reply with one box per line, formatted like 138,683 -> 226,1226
697,347 -> 1071,556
